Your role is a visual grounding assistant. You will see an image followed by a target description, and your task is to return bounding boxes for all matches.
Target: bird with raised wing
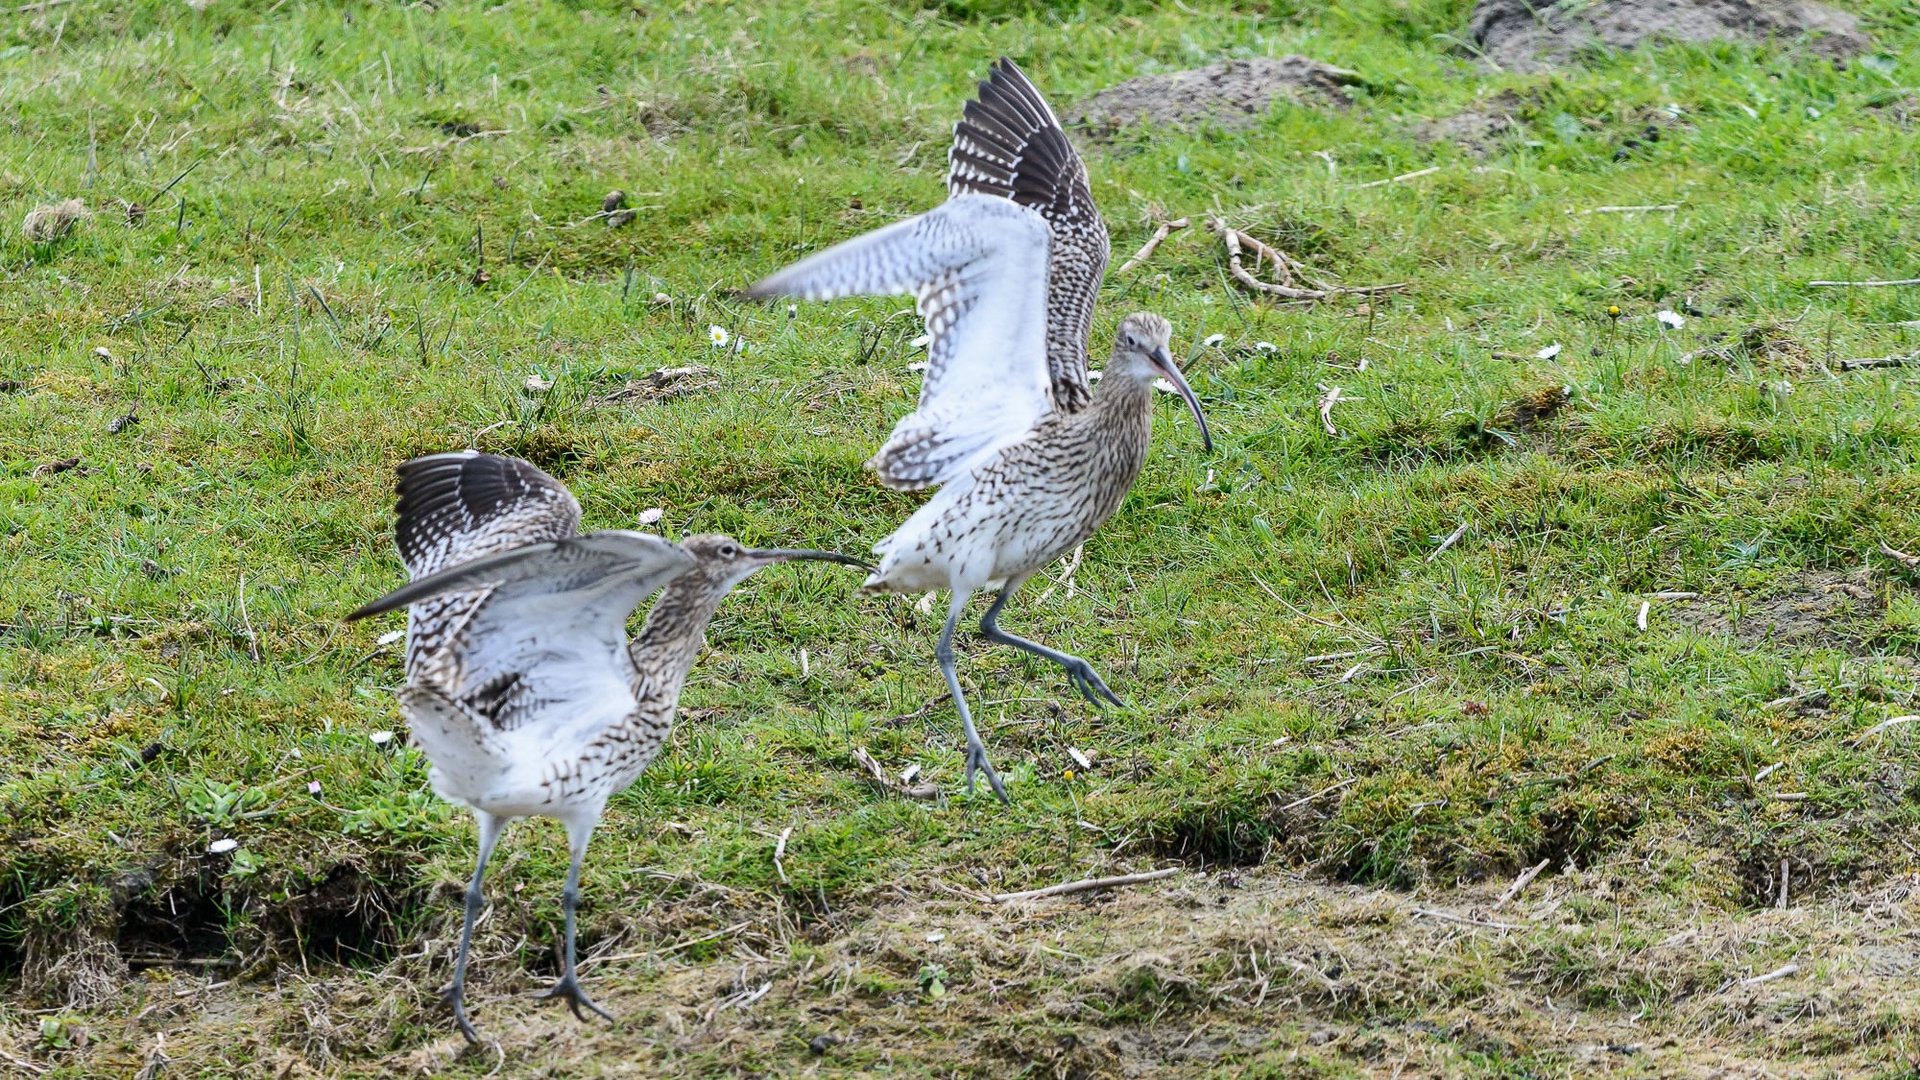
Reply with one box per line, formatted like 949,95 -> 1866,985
345,450 -> 864,1042
747,59 -> 1212,803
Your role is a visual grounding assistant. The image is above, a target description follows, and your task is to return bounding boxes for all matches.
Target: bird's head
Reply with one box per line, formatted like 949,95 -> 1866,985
1109,312 -> 1213,453
677,534 -> 870,594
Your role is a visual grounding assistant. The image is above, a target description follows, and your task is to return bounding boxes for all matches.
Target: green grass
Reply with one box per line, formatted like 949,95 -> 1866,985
5,0 -> 1920,1074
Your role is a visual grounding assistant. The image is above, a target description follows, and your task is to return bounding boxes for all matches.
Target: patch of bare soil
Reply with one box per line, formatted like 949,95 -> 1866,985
1417,90 -> 1534,156
1071,56 -> 1362,133
1868,92 -> 1918,128
590,364 -> 720,407
1466,0 -> 1871,73
10,862 -> 1920,1076
1693,320 -> 1815,370
1674,568 -> 1881,648
1418,109 -> 1514,156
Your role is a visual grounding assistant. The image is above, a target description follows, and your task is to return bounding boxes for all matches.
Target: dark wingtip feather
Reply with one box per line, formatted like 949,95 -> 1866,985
947,57 -> 1083,219
388,451 -> 578,574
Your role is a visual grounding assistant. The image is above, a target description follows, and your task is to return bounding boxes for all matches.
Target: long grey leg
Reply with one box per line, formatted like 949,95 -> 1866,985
534,815 -> 615,1024
978,582 -> 1125,708
939,590 -> 1009,804
447,810 -> 507,1044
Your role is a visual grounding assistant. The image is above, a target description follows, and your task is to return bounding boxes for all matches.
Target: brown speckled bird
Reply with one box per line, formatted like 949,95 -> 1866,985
747,59 -> 1212,803
346,450 -> 863,1042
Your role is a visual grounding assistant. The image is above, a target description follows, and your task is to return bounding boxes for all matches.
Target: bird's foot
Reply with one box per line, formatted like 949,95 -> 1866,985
964,740 -> 1012,805
441,982 -> 481,1045
535,972 -> 616,1024
1060,657 -> 1125,709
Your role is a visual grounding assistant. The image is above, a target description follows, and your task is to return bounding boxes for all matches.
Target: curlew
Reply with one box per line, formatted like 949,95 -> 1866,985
747,59 -> 1212,803
346,450 -> 863,1042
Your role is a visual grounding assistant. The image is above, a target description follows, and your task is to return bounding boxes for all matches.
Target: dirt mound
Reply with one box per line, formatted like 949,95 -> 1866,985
1467,0 -> 1870,72
1673,568 -> 1881,649
1418,109 -> 1516,155
1417,90 -> 1533,155
1071,56 -> 1361,133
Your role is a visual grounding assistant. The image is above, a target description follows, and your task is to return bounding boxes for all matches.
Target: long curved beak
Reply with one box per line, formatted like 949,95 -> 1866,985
1152,345 -> 1214,453
751,548 -> 874,571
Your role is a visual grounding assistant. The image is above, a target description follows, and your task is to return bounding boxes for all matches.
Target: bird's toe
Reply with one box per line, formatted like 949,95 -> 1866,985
442,985 -> 481,1045
537,975 -> 616,1024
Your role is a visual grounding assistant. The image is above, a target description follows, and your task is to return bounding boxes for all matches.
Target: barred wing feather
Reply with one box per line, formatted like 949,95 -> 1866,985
948,58 -> 1108,413
747,194 -> 1053,491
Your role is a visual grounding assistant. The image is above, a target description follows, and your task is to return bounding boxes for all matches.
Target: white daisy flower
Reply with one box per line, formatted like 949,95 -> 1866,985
1202,333 -> 1226,348
1655,310 -> 1685,329
1535,343 -> 1563,360
708,324 -> 729,348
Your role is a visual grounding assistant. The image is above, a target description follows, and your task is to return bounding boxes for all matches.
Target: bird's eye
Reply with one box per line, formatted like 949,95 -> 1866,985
719,544 -> 739,559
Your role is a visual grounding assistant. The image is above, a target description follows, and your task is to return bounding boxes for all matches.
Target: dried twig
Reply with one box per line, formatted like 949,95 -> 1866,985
1837,353 -> 1917,371
1572,204 -> 1679,215
850,746 -> 940,799
990,867 -> 1177,903
1636,600 -> 1651,632
238,574 -> 261,662
1851,714 -> 1920,745
1273,953 -> 1340,995
1879,542 -> 1920,570
0,1046 -> 47,1076
1317,384 -> 1349,435
772,826 -> 792,886
1777,858 -> 1790,909
1740,962 -> 1799,986
1208,216 -> 1408,303
1809,277 -> 1920,288
1034,543 -> 1086,604
1354,165 -> 1441,190
1492,858 -> 1550,910
1410,907 -> 1523,931
579,922 -> 749,969
1426,521 -> 1468,563
1278,777 -> 1356,812
1116,217 -> 1188,275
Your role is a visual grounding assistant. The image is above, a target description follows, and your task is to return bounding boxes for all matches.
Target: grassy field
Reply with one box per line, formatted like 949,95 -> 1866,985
5,0 -> 1920,1074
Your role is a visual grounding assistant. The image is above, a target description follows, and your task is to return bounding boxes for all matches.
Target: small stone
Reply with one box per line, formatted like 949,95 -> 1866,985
525,374 -> 553,393
208,838 -> 239,855
602,189 -> 627,213
22,198 -> 88,242
808,1035 -> 840,1055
